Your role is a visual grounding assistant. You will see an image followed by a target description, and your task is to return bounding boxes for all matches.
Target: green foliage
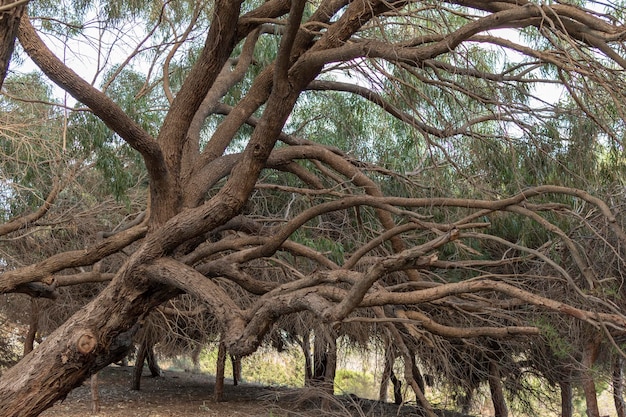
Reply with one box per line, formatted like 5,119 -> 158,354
334,369 -> 377,399
533,317 -> 574,359
200,346 -> 305,387
0,72 -> 64,217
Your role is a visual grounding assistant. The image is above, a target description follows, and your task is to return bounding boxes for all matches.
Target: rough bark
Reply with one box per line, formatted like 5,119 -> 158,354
23,299 -> 38,356
90,373 -> 100,414
379,345 -> 394,402
0,0 -> 26,89
231,355 -> 241,386
559,380 -> 573,417
0,280 -> 174,416
488,361 -> 508,417
132,341 -> 147,391
582,337 -> 602,417
214,341 -> 227,402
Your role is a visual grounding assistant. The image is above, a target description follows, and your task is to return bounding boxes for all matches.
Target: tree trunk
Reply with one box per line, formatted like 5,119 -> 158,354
312,333 -> 328,383
191,343 -> 202,372
488,361 -> 508,417
0,280 -> 174,416
379,345 -> 393,402
559,380 -> 573,417
409,352 -> 426,393
613,356 -> 626,417
214,340 -> 227,402
132,340 -> 147,391
231,355 -> 241,386
582,337 -> 601,417
23,299 -> 39,356
90,373 -> 100,414
0,0 -> 26,89
146,343 -> 161,377
302,331 -> 313,384
389,369 -> 403,405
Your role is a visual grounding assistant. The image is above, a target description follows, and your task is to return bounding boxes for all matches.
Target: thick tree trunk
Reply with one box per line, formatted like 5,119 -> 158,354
613,356 -> 626,417
582,338 -> 601,417
0,0 -> 25,89
488,361 -> 508,417
559,380 -> 573,417
0,279 -> 174,417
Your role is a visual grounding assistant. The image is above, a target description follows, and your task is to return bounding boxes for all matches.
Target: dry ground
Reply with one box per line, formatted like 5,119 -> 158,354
38,366 -> 469,417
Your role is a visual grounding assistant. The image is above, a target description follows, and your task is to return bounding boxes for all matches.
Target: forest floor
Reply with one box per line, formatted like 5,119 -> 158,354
39,365 -> 470,417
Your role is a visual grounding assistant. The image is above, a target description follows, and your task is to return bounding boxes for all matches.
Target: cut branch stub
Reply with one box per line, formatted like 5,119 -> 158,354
76,331 -> 97,355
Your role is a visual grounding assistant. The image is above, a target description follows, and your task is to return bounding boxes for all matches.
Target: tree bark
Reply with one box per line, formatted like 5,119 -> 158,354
302,330 -> 313,384
146,343 -> 161,377
379,344 -> 393,402
0,0 -> 26,89
132,341 -> 147,391
0,280 -> 174,416
613,356 -> 626,417
214,340 -> 227,402
582,337 -> 602,417
23,299 -> 38,356
389,369 -> 403,405
559,380 -> 573,417
90,373 -> 100,414
231,355 -> 241,386
488,361 -> 508,417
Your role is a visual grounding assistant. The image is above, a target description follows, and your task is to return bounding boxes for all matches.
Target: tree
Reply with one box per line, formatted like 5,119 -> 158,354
1,1 -> 626,416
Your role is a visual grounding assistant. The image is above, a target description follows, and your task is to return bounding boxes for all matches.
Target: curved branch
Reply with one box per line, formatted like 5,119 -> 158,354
0,223 -> 147,293
0,178 -> 63,237
17,14 -> 167,181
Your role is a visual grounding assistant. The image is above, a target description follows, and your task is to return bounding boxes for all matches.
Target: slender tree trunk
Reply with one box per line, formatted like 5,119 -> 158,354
409,352 -> 426,393
559,380 -> 573,417
23,299 -> 39,356
132,341 -> 147,391
90,373 -> 100,414
488,361 -> 508,417
231,355 -> 241,386
146,343 -> 161,377
582,338 -> 601,417
613,356 -> 626,417
214,341 -> 227,402
302,331 -> 313,384
379,345 -> 394,402
389,369 -> 403,405
191,343 -> 202,372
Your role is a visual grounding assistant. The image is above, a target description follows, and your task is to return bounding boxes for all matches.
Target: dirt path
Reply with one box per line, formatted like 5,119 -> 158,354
40,366 -> 291,417
39,366 -> 468,417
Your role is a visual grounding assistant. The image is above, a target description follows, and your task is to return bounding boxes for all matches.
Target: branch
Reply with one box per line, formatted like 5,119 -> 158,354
0,223 -> 147,293
0,178 -> 63,237
16,14 -> 167,182
362,279 -> 626,330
